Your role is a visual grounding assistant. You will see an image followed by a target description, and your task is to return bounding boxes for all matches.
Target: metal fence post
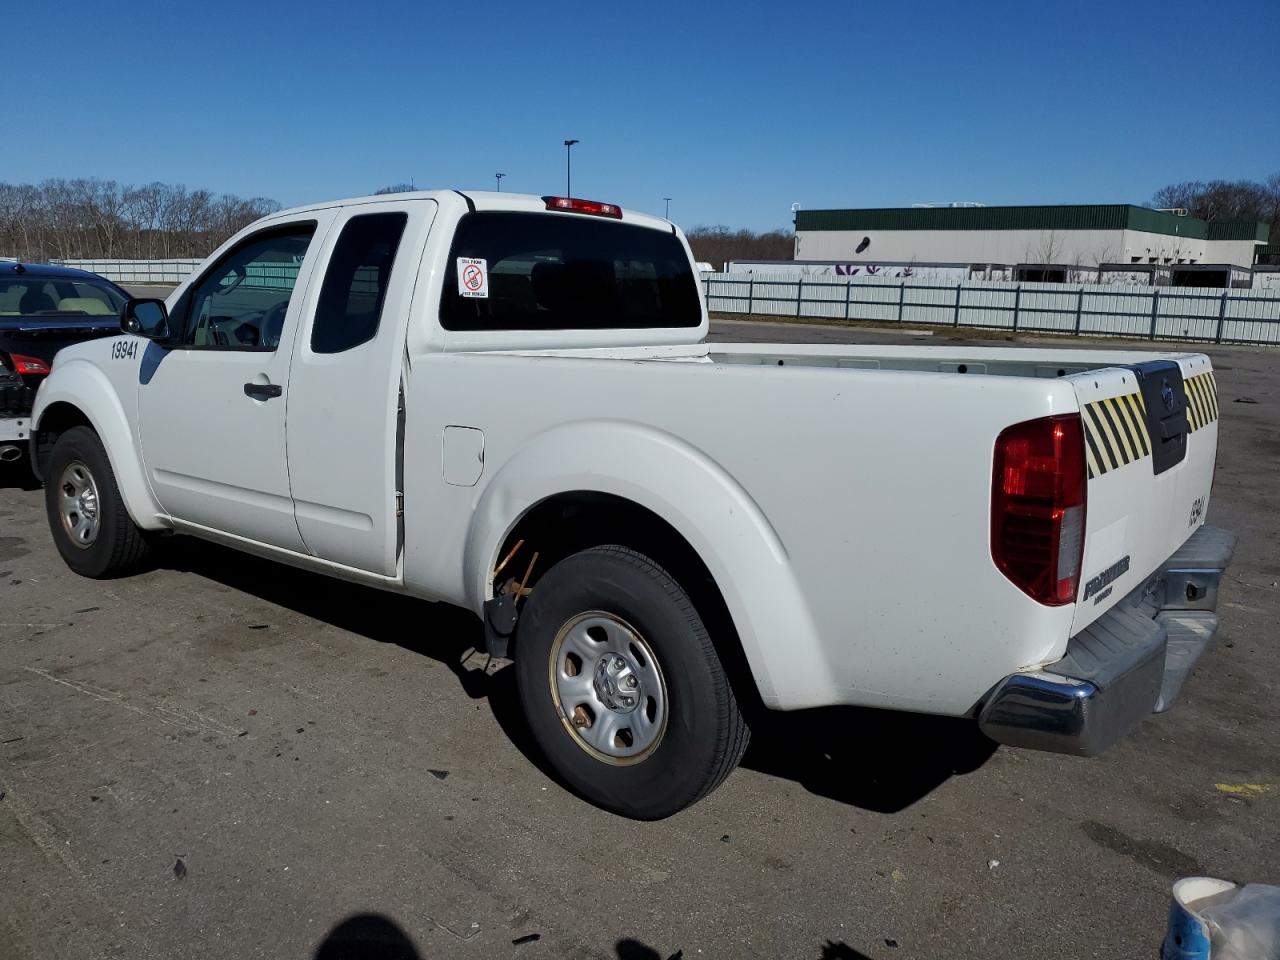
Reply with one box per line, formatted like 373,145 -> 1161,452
898,281 -> 906,324
746,277 -> 754,317
1074,287 -> 1084,336
1149,289 -> 1160,340
844,278 -> 852,321
795,278 -> 803,318
1012,285 -> 1022,332
953,283 -> 962,326
1215,290 -> 1228,344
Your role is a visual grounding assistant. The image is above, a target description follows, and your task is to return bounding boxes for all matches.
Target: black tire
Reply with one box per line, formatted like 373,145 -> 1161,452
44,426 -> 152,578
514,545 -> 749,819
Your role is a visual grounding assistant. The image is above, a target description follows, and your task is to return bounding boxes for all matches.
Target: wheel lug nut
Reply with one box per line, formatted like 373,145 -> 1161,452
624,676 -> 638,688
613,657 -> 626,670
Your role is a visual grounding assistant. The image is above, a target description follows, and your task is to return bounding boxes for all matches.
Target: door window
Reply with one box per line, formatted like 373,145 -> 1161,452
177,224 -> 316,350
311,212 -> 408,353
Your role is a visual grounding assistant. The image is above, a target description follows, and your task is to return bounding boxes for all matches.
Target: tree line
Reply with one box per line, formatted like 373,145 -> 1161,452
1151,173 -> 1280,244
684,225 -> 792,269
0,178 -> 279,263
3,173 -> 1276,268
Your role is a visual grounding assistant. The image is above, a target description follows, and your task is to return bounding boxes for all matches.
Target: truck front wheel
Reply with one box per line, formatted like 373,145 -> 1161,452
44,426 -> 152,579
514,545 -> 749,819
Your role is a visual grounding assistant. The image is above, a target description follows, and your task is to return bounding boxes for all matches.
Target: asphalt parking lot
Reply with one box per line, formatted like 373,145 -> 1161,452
2,320 -> 1277,960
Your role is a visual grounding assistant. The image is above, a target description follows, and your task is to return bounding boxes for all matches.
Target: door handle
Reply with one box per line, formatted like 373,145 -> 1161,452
243,382 -> 283,400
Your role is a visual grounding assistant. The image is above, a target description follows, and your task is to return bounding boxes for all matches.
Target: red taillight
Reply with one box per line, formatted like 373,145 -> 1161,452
991,414 -> 1087,606
542,196 -> 623,218
10,353 -> 51,376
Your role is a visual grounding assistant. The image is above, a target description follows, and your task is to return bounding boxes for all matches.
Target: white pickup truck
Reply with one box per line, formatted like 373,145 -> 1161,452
30,190 -> 1234,818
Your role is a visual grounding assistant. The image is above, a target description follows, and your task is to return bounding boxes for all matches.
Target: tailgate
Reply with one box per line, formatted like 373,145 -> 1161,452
1071,353 -> 1220,632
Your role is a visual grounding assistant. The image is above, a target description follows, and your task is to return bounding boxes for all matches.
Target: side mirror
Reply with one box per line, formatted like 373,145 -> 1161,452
121,298 -> 170,340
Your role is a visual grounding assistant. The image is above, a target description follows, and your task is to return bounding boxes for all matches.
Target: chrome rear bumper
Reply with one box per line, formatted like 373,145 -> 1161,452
978,524 -> 1235,756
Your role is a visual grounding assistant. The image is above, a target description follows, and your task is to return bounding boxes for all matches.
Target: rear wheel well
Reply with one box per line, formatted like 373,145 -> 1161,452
34,403 -> 93,480
497,492 -> 763,714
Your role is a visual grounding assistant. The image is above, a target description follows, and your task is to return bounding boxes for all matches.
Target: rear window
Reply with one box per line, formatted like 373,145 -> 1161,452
0,278 -> 124,317
440,212 -> 701,331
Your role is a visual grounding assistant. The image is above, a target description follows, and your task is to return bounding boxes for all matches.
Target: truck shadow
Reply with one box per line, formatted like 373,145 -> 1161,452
739,705 -> 997,814
164,536 -> 996,815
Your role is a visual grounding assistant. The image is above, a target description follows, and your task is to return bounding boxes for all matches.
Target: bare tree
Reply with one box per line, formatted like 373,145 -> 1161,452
1152,174 -> 1279,236
0,178 -> 279,262
685,225 -> 792,269
1024,229 -> 1063,265
1262,173 -> 1280,245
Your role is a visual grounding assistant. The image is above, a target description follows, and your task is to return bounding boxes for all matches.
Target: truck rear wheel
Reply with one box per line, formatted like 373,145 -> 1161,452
514,545 -> 749,819
44,426 -> 151,579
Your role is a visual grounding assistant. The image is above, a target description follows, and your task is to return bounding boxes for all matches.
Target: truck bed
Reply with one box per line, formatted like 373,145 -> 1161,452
412,339 -> 1219,717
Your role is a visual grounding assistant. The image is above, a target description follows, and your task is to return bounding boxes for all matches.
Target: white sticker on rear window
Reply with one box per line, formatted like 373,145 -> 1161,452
457,257 -> 488,298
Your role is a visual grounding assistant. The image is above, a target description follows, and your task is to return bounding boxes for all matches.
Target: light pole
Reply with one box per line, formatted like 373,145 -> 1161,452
495,173 -> 505,192
563,139 -> 579,197
664,197 -> 672,219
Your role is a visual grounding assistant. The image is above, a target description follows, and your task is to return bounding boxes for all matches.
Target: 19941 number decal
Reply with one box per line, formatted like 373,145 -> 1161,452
111,339 -> 139,360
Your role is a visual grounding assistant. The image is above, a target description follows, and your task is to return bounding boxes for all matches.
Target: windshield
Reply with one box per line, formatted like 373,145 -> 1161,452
441,212 -> 701,331
0,276 -> 126,318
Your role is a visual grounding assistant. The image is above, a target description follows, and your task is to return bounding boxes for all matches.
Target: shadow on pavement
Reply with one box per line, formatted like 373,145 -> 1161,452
615,939 -> 666,959
818,942 -> 878,960
741,704 -> 998,814
616,937 -> 879,959
164,536 -> 556,780
314,913 -> 421,959
164,536 -> 995,814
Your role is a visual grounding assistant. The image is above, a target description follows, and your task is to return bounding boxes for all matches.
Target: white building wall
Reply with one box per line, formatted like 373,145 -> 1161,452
1120,230 -> 1207,264
1204,238 -> 1264,267
795,228 -> 1254,268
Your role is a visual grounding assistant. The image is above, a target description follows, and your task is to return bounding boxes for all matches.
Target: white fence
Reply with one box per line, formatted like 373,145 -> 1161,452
52,258 -> 202,284
42,260 -> 1280,346
703,273 -> 1280,346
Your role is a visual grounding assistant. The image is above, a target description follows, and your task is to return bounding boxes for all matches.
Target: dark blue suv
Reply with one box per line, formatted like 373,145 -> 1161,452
1,260 -> 128,388
1,261 -> 129,459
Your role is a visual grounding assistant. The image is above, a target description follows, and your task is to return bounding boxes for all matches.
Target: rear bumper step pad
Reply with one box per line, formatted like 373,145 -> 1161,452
1154,611 -> 1218,713
978,524 -> 1235,756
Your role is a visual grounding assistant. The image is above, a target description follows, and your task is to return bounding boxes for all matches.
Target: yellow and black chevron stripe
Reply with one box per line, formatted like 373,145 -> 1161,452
1184,371 -> 1220,432
1082,392 -> 1150,479
1082,370 -> 1220,479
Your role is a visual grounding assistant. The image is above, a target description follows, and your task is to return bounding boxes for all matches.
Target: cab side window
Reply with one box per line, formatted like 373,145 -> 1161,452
311,213 -> 408,354
178,224 -> 316,350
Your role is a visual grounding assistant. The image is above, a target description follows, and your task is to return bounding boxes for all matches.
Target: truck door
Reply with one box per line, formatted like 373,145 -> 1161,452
285,198 -> 437,575
137,214 -> 334,550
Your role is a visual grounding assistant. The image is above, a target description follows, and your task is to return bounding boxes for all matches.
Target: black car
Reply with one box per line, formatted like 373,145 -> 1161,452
1,261 -> 129,462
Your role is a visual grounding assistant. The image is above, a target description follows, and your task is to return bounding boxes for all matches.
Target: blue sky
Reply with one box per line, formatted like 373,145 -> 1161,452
5,0 -> 1277,231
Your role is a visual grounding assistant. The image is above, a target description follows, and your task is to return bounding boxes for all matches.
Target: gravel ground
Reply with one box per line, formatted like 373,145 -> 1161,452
1,319 -> 1276,960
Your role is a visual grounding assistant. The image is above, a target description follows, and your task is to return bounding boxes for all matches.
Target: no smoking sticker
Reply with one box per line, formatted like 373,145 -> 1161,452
457,257 -> 488,298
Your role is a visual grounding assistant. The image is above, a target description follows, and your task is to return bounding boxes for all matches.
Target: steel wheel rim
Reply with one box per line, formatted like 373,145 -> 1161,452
548,611 -> 668,765
58,460 -> 101,549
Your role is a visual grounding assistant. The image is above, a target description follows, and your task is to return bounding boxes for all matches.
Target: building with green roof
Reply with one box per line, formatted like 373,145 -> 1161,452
792,204 -> 1268,277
